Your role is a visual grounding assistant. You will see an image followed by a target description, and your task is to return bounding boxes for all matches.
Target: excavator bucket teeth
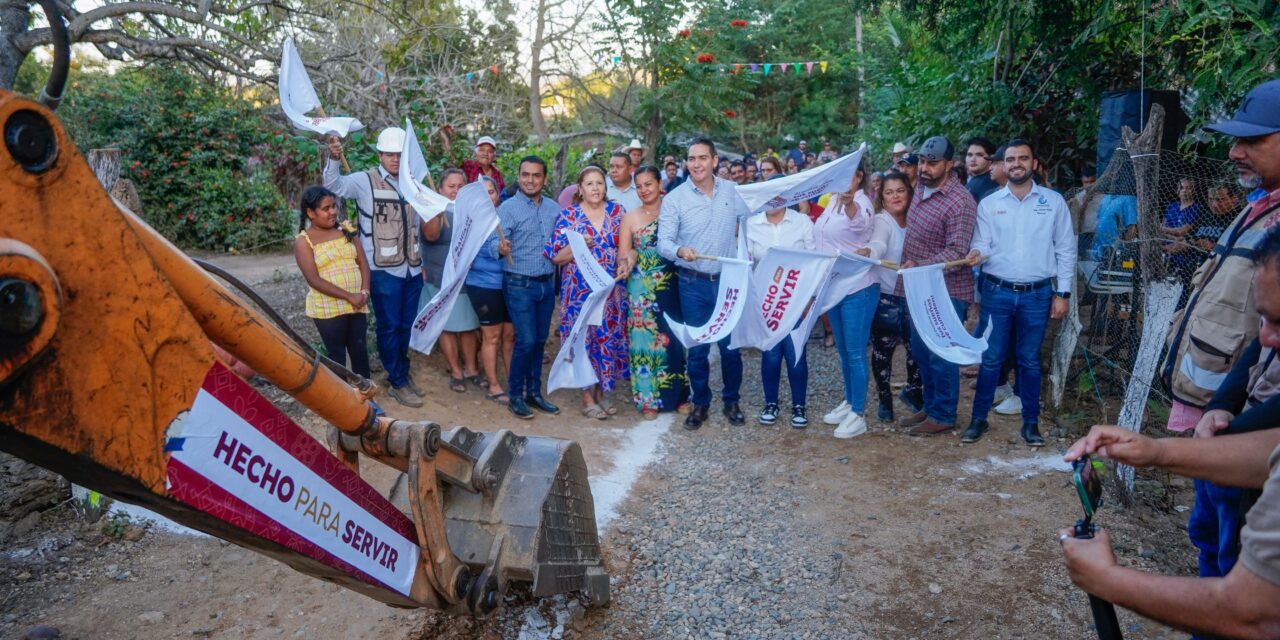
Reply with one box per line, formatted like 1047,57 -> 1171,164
442,428 -> 610,606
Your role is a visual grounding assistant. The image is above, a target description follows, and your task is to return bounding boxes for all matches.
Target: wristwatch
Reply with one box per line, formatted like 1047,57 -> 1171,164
1055,291 -> 1071,300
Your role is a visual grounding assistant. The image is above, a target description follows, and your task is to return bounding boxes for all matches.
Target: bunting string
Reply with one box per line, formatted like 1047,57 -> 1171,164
598,55 -> 830,76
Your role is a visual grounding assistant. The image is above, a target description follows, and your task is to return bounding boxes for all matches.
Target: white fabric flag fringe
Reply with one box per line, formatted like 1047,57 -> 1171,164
900,264 -> 990,365
735,144 -> 866,213
665,221 -> 753,348
547,231 -> 617,393
400,119 -> 451,223
730,248 -> 836,352
788,252 -> 880,359
279,38 -> 364,138
408,182 -> 499,354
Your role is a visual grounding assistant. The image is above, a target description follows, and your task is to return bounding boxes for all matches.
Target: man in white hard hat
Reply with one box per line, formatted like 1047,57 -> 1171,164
626,138 -> 644,168
324,128 -> 425,408
462,135 -> 505,194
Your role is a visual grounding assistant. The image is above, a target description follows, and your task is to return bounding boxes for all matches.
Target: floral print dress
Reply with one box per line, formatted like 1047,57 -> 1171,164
544,202 -> 630,391
626,219 -> 689,411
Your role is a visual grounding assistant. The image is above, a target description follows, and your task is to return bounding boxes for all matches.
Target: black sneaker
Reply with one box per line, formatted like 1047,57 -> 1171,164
723,402 -> 746,426
508,397 -> 534,420
876,401 -> 894,423
758,403 -> 780,425
960,420 -> 989,443
790,405 -> 808,429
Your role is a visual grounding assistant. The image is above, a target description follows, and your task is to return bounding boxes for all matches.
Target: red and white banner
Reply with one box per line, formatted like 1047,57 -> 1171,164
279,37 -> 364,139
409,181 -> 499,354
548,231 -> 616,393
788,251 -> 881,359
167,364 -> 418,597
730,248 -> 835,352
735,144 -> 866,213
400,119 -> 451,223
900,264 -> 990,365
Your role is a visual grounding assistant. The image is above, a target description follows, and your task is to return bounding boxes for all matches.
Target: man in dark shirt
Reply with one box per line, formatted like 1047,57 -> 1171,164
964,136 -> 999,203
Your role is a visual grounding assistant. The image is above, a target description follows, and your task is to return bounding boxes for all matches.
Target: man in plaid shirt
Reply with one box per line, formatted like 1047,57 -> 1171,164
895,136 -> 978,436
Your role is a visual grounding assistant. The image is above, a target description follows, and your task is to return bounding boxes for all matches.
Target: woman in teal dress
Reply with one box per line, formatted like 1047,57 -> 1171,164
618,166 -> 689,419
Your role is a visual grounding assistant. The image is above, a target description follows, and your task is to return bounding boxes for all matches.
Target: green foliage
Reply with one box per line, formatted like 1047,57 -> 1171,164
60,67 -> 294,251
496,143 -> 593,194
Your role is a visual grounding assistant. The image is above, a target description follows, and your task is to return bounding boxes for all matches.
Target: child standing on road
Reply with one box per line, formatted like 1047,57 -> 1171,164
294,185 -> 373,378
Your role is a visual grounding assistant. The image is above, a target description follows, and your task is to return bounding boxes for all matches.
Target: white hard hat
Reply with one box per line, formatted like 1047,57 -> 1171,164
376,127 -> 406,153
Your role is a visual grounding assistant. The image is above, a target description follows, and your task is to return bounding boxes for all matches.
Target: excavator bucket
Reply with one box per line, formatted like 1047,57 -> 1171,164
441,428 -> 610,607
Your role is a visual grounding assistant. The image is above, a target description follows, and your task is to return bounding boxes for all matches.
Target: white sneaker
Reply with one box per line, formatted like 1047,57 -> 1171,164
833,412 -> 867,439
823,400 -> 851,425
992,384 -> 1014,406
995,394 -> 1023,415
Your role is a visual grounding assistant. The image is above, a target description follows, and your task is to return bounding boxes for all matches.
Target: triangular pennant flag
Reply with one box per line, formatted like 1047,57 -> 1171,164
478,68 -> 486,78
466,72 -> 475,82
795,62 -> 803,75
734,63 -> 741,75
490,64 -> 499,75
805,62 -> 814,74
763,63 -> 772,76
779,63 -> 788,73
613,55 -> 621,64
750,63 -> 758,73
820,61 -> 828,73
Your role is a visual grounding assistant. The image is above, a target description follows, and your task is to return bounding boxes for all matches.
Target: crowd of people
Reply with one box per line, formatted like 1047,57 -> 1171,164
287,78 -> 1280,637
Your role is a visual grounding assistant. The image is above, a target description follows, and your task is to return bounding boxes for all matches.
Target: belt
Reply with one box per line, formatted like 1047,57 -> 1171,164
506,273 -> 553,283
678,267 -> 720,281
983,273 -> 1052,292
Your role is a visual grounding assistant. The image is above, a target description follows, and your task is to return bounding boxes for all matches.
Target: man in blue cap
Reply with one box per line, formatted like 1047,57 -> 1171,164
1155,78 -> 1280,623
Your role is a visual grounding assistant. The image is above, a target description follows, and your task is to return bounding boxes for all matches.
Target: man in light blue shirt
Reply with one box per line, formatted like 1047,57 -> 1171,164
1090,193 -> 1138,261
496,156 -> 563,420
658,137 -> 752,430
607,152 -> 642,212
963,139 -> 1075,446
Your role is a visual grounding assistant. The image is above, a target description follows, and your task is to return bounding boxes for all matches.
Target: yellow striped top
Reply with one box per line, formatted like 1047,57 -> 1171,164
300,232 -> 363,319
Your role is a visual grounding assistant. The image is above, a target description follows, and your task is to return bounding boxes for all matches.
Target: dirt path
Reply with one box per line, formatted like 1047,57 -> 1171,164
0,252 -> 1198,639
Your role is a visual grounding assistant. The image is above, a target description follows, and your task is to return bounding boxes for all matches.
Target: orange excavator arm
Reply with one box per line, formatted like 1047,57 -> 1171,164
0,88 -> 607,613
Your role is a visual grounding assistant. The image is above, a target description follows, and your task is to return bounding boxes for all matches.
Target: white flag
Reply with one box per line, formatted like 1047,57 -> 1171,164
278,38 -> 364,138
408,182 -> 499,354
547,231 -> 617,393
400,119 -> 451,223
665,256 -> 753,348
900,264 -> 990,365
787,251 -> 881,359
735,144 -> 866,214
730,249 -> 836,352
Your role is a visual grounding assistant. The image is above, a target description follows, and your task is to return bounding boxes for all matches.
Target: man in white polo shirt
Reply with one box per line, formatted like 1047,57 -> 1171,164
607,152 -> 643,212
962,138 -> 1075,446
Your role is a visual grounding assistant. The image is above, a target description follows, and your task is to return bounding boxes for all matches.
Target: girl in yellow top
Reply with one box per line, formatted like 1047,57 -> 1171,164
294,185 -> 372,378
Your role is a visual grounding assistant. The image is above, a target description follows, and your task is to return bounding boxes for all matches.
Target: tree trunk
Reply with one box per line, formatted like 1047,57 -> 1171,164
528,0 -> 551,143
856,12 -> 865,129
0,2 -> 31,90
641,54 -> 660,164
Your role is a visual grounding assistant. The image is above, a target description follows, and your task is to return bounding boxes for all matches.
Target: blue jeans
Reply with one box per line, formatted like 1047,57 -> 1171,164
827,284 -> 880,414
504,275 -> 556,397
680,272 -> 742,407
909,296 -> 969,425
971,280 -> 1051,424
369,270 -> 425,388
1187,479 -> 1244,578
761,337 -> 808,406
975,302 -> 1018,395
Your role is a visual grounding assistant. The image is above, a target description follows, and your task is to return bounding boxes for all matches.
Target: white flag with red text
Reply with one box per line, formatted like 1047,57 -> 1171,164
279,38 -> 364,138
730,249 -> 836,352
788,252 -> 881,359
547,231 -> 617,393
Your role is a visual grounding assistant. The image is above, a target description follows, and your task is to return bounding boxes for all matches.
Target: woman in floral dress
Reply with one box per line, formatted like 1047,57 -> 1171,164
546,166 -> 629,419
618,166 -> 689,419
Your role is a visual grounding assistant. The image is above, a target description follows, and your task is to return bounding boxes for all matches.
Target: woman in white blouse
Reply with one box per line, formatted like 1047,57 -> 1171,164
868,170 -> 923,423
744,192 -> 816,428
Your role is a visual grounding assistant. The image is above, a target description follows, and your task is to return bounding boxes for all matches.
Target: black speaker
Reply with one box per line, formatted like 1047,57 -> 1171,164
1097,90 -> 1189,173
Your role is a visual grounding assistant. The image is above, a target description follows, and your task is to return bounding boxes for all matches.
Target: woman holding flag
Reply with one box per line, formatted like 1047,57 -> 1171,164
815,159 -> 886,439
465,177 -> 516,403
546,166 -> 630,419
868,170 -> 923,423
420,169 -> 482,393
619,166 -> 690,420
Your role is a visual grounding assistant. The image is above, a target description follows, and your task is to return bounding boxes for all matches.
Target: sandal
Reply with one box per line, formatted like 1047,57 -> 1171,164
598,395 -> 618,415
581,404 -> 609,420
486,391 -> 510,404
468,373 -> 487,389
448,377 -> 467,393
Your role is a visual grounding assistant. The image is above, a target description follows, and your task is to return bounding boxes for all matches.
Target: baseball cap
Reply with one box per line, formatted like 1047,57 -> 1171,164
896,153 -> 919,166
918,136 -> 954,161
892,141 -> 911,154
1203,79 -> 1280,137
476,135 -> 498,149
376,127 -> 406,153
